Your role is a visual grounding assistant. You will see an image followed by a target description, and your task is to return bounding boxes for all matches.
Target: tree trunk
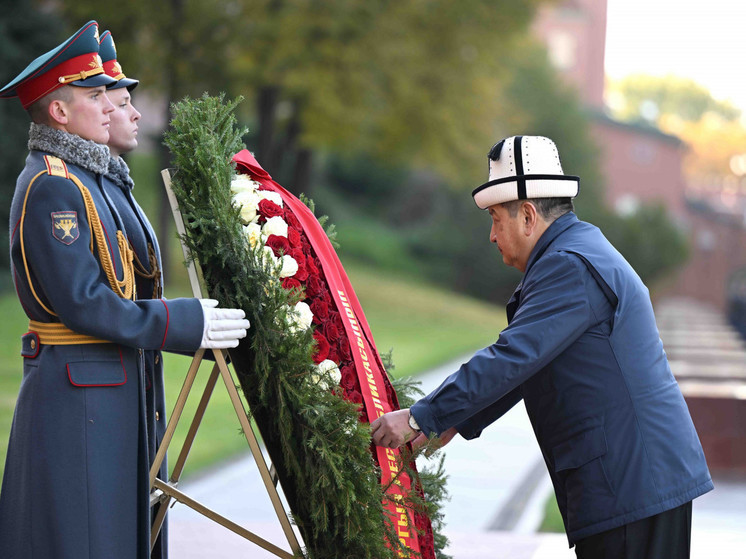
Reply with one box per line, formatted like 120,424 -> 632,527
292,148 -> 313,195
157,0 -> 185,282
256,86 -> 279,173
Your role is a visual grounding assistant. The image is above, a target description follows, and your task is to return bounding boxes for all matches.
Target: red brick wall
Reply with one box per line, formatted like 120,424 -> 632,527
686,395 -> 746,474
590,117 -> 689,218
533,0 -> 607,109
665,208 -> 746,309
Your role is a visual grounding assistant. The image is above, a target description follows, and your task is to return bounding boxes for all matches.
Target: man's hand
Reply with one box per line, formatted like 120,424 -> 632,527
370,409 -> 416,449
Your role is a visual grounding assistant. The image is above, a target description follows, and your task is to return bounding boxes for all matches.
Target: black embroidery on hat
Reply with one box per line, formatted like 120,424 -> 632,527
514,136 -> 527,199
488,139 -> 505,161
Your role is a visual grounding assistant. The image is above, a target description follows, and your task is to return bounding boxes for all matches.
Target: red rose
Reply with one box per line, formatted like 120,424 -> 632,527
265,234 -> 290,256
284,209 -> 301,229
295,264 -> 309,282
258,199 -> 284,219
322,320 -> 339,342
312,330 -> 330,363
306,257 -> 319,276
318,289 -> 332,305
313,258 -> 325,279
341,365 -> 358,390
281,277 -> 302,291
327,346 -> 340,363
305,275 -> 325,298
346,389 -> 363,405
333,311 -> 345,334
290,248 -> 306,268
310,298 -> 329,321
338,339 -> 352,361
288,227 -> 301,247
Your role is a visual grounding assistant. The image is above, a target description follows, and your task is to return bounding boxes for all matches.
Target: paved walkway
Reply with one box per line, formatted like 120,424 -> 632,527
166,300 -> 746,558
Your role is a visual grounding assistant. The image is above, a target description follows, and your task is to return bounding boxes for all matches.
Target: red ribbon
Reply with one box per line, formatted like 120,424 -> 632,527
233,150 -> 421,554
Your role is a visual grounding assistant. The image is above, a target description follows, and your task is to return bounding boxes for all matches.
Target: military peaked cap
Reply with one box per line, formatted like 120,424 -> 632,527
99,30 -> 139,91
0,21 -> 116,109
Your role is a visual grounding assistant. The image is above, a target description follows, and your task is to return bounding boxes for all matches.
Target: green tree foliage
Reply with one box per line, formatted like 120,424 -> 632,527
598,204 -> 689,288
53,0 -> 545,273
324,37 -> 607,302
0,3 -> 63,289
608,74 -> 741,124
58,0 -> 544,188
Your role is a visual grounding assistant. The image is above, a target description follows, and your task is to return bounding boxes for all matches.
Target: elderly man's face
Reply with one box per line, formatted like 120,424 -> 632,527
488,203 -> 530,272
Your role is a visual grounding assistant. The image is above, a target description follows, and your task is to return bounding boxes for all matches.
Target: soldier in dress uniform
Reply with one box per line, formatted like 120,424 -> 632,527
97,29 -> 173,558
0,21 -> 249,559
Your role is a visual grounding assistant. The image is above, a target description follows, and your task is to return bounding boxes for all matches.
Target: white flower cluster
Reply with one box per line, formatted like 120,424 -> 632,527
287,301 -> 313,333
309,359 -> 342,389
231,173 -> 296,278
232,173 -> 344,391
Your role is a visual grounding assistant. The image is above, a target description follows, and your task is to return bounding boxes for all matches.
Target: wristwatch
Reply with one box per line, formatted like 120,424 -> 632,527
408,411 -> 421,433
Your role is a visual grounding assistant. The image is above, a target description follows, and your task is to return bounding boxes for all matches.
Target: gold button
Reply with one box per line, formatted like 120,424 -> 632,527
154,355 -> 160,364
155,411 -> 160,421
30,339 -> 36,350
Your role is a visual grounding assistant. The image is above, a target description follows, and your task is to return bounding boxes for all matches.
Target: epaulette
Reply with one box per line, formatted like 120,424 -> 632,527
43,155 -> 70,179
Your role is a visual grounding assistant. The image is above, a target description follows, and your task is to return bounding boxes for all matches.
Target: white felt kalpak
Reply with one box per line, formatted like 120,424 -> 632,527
472,135 -> 579,209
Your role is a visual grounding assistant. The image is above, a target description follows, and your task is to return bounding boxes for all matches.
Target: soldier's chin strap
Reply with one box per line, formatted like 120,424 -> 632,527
20,157 -> 136,321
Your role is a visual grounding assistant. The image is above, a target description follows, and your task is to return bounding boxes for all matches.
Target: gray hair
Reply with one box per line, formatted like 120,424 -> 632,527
501,197 -> 574,222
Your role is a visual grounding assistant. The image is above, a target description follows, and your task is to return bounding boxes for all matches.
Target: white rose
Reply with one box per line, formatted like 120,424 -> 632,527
288,301 -> 313,333
329,366 -> 342,386
317,359 -> 341,385
279,255 -> 298,278
230,173 -> 258,195
243,222 -> 264,248
258,189 -> 283,208
233,189 -> 260,223
262,216 -> 288,238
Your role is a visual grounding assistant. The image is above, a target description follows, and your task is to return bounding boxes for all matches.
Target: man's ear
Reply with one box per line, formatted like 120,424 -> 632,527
522,201 -> 539,236
48,99 -> 69,125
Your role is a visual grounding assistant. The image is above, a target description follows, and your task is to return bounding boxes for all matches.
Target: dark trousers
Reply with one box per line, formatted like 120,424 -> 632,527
575,501 -> 692,559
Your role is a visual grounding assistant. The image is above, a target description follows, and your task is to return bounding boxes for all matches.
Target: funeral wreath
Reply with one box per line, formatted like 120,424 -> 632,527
164,93 -> 449,559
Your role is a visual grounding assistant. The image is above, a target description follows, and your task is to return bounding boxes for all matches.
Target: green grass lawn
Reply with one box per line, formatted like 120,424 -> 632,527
0,259 -> 506,480
538,493 -> 565,533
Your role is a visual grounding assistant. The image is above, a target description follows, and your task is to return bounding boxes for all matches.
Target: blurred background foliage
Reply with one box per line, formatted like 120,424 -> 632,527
1,0 -> 688,303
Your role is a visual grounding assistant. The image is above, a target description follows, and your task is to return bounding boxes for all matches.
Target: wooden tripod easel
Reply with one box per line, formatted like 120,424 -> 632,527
148,170 -> 303,558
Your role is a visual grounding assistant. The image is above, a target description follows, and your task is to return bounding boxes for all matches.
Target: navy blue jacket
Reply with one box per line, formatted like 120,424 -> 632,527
0,146 -> 203,559
411,212 -> 713,544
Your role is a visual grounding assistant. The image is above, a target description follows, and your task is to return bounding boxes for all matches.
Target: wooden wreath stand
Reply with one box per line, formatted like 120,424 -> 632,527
148,170 -> 303,558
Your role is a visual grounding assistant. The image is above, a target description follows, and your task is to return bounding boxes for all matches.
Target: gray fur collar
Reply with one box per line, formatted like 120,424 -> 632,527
107,156 -> 135,191
28,122 -> 110,175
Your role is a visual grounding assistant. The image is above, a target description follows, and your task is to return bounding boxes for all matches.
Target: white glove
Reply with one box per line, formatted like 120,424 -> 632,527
199,299 -> 250,349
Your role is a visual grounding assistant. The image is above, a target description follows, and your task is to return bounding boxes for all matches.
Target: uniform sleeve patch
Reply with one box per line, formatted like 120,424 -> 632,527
52,211 -> 80,245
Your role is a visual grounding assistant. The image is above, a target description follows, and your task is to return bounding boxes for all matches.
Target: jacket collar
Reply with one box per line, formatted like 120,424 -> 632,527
106,155 -> 135,191
523,211 -> 578,277
27,122 -> 110,175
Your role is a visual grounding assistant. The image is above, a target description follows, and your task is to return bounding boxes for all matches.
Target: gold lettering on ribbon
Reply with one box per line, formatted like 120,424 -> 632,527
338,289 -> 413,550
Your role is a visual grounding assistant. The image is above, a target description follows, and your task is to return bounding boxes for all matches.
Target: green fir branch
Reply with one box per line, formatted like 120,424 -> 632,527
164,92 -> 448,559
